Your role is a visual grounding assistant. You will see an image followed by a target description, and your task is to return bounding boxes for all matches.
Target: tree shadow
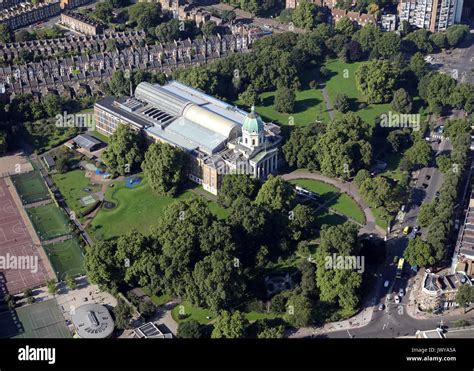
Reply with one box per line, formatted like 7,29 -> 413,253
294,98 -> 321,113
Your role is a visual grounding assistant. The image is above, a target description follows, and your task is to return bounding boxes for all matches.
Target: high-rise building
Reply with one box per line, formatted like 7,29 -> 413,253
398,0 -> 464,32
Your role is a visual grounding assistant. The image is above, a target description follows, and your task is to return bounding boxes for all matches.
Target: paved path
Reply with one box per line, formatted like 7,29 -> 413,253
24,198 -> 53,209
42,234 -> 73,246
282,170 -> 385,236
320,85 -> 335,120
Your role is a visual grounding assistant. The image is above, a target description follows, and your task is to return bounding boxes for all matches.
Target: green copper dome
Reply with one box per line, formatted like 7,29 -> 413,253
243,105 -> 264,134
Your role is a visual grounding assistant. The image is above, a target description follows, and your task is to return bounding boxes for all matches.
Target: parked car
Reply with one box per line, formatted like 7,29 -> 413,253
425,175 -> 431,180
378,303 -> 385,311
414,225 -> 420,233
384,280 -> 390,288
422,183 -> 429,189
435,191 -> 440,198
395,296 -> 401,304
399,288 -> 404,297
403,226 -> 411,235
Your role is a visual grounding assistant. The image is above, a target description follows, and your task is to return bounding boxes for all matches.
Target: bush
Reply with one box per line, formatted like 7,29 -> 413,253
177,320 -> 204,338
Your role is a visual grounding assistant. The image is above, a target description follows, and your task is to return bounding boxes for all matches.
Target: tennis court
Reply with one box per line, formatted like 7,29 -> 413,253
11,171 -> 50,205
0,299 -> 70,338
26,204 -> 71,241
43,238 -> 86,280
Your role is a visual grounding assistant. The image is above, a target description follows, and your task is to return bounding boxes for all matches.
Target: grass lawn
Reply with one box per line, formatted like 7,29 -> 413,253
249,88 -> 330,127
171,302 -> 213,325
11,171 -> 51,205
89,177 -> 195,240
379,152 -> 408,183
27,204 -> 71,241
43,238 -> 85,280
313,210 -> 348,230
372,207 -> 389,230
324,59 -> 392,125
207,200 -> 230,219
87,129 -> 109,144
171,302 -> 281,324
52,170 -> 101,218
289,179 -> 365,224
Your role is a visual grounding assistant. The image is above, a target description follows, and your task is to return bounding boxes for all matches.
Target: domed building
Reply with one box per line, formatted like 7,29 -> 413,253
95,81 -> 282,195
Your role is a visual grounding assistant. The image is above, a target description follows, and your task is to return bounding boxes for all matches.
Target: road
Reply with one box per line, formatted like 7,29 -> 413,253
291,119 -> 473,338
200,2 -> 305,34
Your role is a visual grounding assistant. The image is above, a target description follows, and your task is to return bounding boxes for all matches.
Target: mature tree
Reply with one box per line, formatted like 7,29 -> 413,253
218,174 -> 258,207
153,198 -> 214,296
446,24 -> 469,48
289,204 -> 316,241
155,19 -> 180,43
255,175 -> 294,213
84,240 -> 119,288
373,32 -> 401,59
238,84 -> 260,108
274,85 -> 296,113
417,202 -> 437,227
292,0 -> 325,30
113,299 -> 133,329
114,231 -> 160,288
298,259 -> 317,298
47,279 -> 58,295
315,223 -> 362,313
177,320 -> 205,338
315,113 -> 372,179
325,34 -> 347,56
403,29 -> 433,53
436,155 -> 452,174
141,142 -> 186,196
409,52 -> 427,79
354,169 -> 371,188
455,285 -> 474,313
257,325 -> 284,338
130,3 -> 162,29
93,2 -> 113,23
285,294 -> 313,327
0,24 -> 13,43
190,249 -> 245,311
391,88 -> 413,114
335,17 -> 356,38
42,94 -> 62,118
201,21 -> 217,37
107,70 -> 130,97
450,83 -> 474,113
356,60 -> 397,104
352,23 -> 381,53
102,124 -> 143,175
211,310 -> 249,338
65,274 -> 77,290
419,72 -> 456,112
404,137 -> 431,167
404,238 -> 435,267
429,32 -> 447,50
334,93 -> 350,113
387,130 -> 410,153
221,10 -> 236,24
282,123 -> 321,169
340,40 -> 363,62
